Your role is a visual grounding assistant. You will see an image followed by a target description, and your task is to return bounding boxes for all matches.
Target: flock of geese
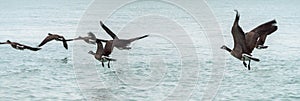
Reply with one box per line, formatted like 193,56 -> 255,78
0,21 -> 149,68
0,10 -> 278,70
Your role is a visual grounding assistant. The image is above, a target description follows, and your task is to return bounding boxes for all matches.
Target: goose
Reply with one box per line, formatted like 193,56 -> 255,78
0,40 -> 41,51
100,21 -> 149,50
73,32 -> 97,44
221,10 -> 277,70
88,39 -> 116,68
38,33 -> 73,50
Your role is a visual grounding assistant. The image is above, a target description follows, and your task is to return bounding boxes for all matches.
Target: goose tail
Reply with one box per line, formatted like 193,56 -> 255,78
249,57 -> 260,62
242,54 -> 260,62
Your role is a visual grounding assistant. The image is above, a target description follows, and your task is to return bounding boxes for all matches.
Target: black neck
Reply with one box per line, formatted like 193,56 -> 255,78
224,46 -> 232,52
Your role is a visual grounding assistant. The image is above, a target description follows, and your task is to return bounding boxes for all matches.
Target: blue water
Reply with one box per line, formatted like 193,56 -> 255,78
0,0 -> 299,101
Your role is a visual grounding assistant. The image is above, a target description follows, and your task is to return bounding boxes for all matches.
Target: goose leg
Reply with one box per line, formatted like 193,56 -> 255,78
242,57 -> 247,67
243,61 -> 247,68
101,62 -> 104,67
247,60 -> 251,70
108,60 -> 111,68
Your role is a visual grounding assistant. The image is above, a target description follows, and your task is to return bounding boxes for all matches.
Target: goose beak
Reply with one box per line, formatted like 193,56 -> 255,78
220,45 -> 225,49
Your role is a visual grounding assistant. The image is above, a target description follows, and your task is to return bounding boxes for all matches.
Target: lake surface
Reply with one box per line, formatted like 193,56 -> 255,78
0,0 -> 299,101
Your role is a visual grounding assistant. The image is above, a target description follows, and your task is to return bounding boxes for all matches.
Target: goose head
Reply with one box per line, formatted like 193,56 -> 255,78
88,51 -> 95,55
220,45 -> 232,52
6,40 -> 11,43
220,45 -> 228,50
87,32 -> 94,37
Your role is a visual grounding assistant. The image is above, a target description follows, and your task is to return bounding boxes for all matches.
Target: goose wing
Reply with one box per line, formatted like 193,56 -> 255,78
231,10 -> 249,54
16,43 -> 41,51
38,35 -> 56,47
250,20 -> 278,36
256,34 -> 267,48
51,35 -> 70,50
95,39 -> 104,58
128,35 -> 149,42
62,39 -> 68,50
245,32 -> 260,53
250,20 -> 278,47
100,21 -> 119,39
73,36 -> 84,40
102,40 -> 114,56
25,46 -> 41,51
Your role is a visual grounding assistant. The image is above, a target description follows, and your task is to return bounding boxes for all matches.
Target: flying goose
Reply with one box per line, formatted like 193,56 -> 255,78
221,10 -> 277,70
38,33 -> 73,50
73,32 -> 97,44
88,39 -> 116,68
0,40 -> 41,51
100,21 -> 149,50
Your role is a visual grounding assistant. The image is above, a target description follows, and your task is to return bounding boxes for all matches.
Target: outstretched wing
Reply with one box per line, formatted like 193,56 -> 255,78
256,34 -> 267,47
23,46 -> 41,51
38,35 -> 55,47
102,40 -> 114,56
250,20 -> 278,36
128,35 -> 149,42
95,39 -> 104,58
100,21 -> 119,39
62,39 -> 68,50
250,20 -> 278,47
231,10 -> 248,54
16,43 -> 41,51
245,32 -> 260,53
